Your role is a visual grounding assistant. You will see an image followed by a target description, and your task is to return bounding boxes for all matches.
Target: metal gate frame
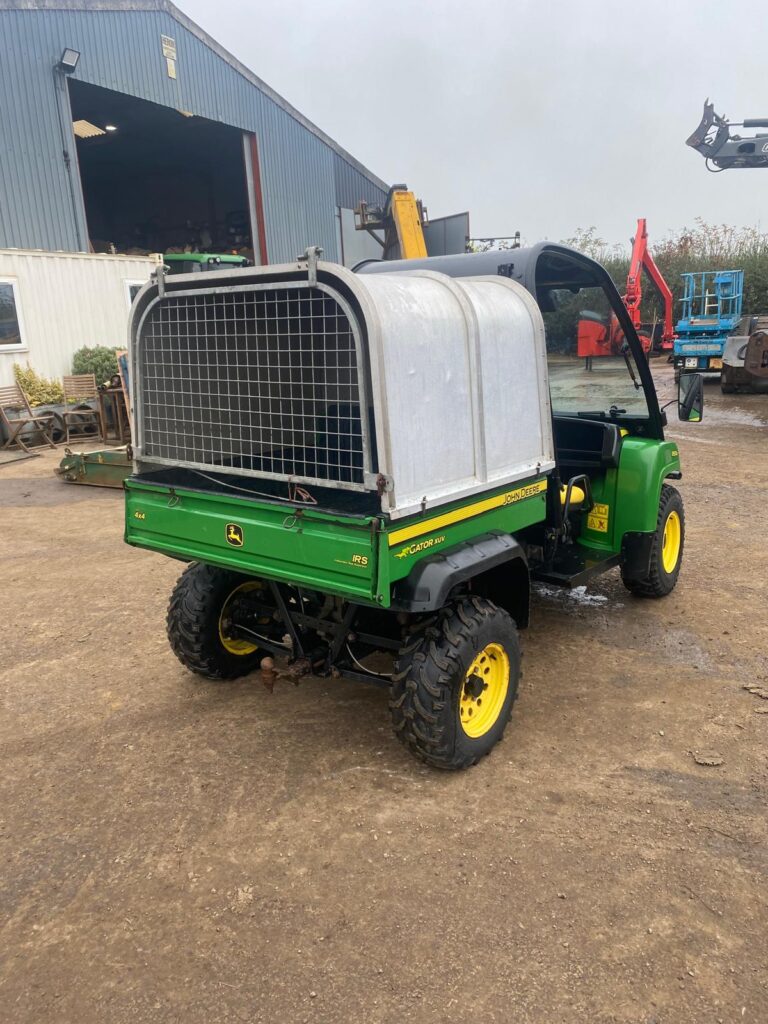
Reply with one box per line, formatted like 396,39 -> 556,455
131,279 -> 375,492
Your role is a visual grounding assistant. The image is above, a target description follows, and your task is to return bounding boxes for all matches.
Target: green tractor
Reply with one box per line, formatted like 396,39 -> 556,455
124,244 -> 702,769
163,252 -> 250,275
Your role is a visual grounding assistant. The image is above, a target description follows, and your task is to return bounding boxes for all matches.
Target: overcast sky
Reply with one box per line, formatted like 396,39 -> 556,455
177,0 -> 767,250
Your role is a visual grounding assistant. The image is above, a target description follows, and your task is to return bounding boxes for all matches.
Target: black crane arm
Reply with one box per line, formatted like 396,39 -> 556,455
687,100 -> 768,170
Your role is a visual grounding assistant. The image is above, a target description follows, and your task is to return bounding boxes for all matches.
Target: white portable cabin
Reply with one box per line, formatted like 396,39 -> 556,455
0,249 -> 159,388
130,258 -> 555,519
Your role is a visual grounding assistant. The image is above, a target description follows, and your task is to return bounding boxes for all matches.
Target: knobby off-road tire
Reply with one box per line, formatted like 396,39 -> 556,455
390,596 -> 520,770
622,484 -> 684,598
167,563 -> 265,680
721,369 -> 737,394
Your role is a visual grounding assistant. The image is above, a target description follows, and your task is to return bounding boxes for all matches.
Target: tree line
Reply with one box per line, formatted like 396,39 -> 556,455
563,219 -> 768,322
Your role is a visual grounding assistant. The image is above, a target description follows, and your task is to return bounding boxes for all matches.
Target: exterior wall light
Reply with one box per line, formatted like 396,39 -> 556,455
58,48 -> 80,73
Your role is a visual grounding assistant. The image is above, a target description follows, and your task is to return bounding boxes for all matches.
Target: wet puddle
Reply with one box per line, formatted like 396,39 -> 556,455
700,405 -> 767,428
532,583 -> 613,608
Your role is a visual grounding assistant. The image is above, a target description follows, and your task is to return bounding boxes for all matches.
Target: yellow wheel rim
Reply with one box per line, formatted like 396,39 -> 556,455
661,510 -> 681,574
459,642 -> 510,738
218,581 -> 263,656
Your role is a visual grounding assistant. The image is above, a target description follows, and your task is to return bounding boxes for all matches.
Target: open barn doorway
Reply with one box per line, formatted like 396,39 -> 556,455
68,80 -> 264,262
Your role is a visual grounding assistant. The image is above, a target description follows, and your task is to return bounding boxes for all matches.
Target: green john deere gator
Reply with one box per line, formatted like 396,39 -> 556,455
124,244 -> 703,770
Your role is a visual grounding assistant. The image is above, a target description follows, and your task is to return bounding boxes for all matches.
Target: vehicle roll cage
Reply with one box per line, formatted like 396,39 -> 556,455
356,243 -> 665,439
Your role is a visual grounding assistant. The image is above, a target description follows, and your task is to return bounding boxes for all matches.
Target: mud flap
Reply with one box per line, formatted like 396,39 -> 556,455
620,531 -> 655,581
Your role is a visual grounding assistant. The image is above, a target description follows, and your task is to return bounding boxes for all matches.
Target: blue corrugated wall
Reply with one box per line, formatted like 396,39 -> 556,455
0,7 -> 387,262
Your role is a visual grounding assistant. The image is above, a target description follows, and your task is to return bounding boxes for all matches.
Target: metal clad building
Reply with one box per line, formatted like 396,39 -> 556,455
0,0 -> 388,263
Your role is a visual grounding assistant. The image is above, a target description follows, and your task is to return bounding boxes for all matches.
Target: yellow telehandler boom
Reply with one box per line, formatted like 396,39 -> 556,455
354,184 -> 428,260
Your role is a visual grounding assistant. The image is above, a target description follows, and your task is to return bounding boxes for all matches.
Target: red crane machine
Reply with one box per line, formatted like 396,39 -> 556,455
577,218 -> 675,362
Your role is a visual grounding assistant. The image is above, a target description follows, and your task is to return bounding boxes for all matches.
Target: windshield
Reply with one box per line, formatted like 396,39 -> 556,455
542,284 -> 649,418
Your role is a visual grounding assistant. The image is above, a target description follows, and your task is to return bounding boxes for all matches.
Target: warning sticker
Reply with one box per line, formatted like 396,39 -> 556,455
587,502 -> 610,533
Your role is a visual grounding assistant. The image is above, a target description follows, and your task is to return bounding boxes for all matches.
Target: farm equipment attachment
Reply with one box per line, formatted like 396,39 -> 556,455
686,100 -> 768,171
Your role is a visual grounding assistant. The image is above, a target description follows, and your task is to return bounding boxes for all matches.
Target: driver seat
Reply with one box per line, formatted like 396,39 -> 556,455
553,417 -> 622,474
559,482 -> 586,509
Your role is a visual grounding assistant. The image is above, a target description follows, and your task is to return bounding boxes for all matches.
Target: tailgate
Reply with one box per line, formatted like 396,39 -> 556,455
124,480 -> 379,601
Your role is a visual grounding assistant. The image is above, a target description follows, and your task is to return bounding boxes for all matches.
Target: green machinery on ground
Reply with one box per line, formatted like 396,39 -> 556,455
162,252 -> 250,274
124,245 -> 702,769
56,444 -> 135,487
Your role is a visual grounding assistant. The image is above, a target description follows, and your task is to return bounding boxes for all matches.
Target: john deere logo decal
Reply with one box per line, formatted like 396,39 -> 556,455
226,523 -> 244,547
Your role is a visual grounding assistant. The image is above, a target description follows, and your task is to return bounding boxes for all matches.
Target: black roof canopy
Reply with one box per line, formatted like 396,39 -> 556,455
354,243 -> 605,311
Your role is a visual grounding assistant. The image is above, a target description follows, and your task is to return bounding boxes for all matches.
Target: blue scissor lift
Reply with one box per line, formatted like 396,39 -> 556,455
673,270 -> 744,375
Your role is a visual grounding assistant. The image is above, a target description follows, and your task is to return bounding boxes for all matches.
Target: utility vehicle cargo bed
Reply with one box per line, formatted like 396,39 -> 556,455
125,478 -> 380,602
125,471 -> 551,609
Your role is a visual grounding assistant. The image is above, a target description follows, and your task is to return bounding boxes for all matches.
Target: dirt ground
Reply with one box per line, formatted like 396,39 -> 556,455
1,369 -> 767,1024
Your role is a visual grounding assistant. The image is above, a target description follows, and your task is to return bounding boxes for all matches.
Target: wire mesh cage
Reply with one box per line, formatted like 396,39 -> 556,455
136,283 -> 371,488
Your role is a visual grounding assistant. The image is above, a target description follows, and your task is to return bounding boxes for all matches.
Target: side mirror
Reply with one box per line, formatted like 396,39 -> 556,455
678,372 -> 704,422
